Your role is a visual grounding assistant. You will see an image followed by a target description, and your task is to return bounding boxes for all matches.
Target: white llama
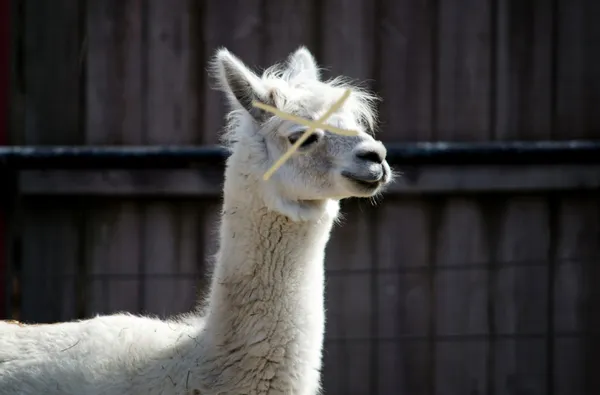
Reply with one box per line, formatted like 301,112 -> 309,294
0,46 -> 392,395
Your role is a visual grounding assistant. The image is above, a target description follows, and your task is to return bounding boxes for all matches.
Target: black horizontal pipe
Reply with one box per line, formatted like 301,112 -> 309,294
0,141 -> 599,169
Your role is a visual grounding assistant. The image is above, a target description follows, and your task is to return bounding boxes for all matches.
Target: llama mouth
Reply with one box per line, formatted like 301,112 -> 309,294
341,171 -> 383,191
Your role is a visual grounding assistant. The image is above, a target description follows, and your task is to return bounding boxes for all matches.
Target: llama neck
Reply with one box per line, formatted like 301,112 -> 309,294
203,169 -> 338,355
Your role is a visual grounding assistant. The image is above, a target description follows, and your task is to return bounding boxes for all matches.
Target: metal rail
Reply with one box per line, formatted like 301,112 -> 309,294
0,140 -> 599,169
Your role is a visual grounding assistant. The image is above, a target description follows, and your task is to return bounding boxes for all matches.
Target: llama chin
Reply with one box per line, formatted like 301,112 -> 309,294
0,46 -> 392,395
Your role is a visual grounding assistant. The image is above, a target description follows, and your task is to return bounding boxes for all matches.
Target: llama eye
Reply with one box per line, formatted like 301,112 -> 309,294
288,131 -> 321,148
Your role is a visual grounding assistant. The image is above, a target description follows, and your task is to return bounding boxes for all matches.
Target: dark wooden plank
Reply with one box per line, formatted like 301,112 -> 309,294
85,0 -> 143,144
495,0 -> 553,140
553,196 -> 600,395
146,0 -> 200,145
555,0 -> 600,139
435,199 -> 489,335
23,0 -> 83,144
0,0 -> 12,319
494,197 -> 550,395
19,203 -> 80,323
322,341 -> 345,395
376,199 -> 432,395
378,0 -> 435,142
84,202 -> 142,315
141,199 -> 219,318
142,202 -> 201,317
323,201 -> 373,395
6,0 -> 21,144
20,165 -> 600,196
17,0 -> 84,324
435,339 -> 489,395
436,0 -> 493,141
263,2 -> 317,66
84,0 -> 144,315
140,0 -> 205,317
202,0 -> 263,145
434,198 -> 489,395
553,340 -> 585,395
494,338 -> 547,395
378,341 -> 430,395
320,0 -> 376,82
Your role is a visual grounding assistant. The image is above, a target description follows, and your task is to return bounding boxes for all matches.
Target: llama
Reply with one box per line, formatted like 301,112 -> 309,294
0,46 -> 392,395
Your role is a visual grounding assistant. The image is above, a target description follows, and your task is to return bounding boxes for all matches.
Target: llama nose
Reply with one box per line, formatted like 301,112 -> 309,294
355,144 -> 386,164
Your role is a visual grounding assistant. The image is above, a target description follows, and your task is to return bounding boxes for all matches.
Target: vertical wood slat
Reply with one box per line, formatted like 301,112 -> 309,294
85,202 -> 142,315
0,0 -> 9,318
20,203 -> 80,323
0,184 -> 4,318
202,0 -> 263,145
23,0 -> 83,145
553,197 -> 600,395
85,0 -> 143,145
142,203 -> 202,317
431,2 -> 495,392
320,0 -> 376,82
378,0 -> 435,142
436,0 -> 493,141
494,0 -> 553,141
376,200 -> 432,395
19,0 -> 84,322
323,201 -> 373,395
262,2 -> 317,67
141,0 -> 204,316
434,199 -> 489,395
494,198 -> 550,395
555,0 -> 600,139
85,0 -> 144,315
146,0 -> 199,145
493,3 -> 558,395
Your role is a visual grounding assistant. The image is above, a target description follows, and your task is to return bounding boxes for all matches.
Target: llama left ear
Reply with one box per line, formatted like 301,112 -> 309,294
286,46 -> 320,81
211,48 -> 272,122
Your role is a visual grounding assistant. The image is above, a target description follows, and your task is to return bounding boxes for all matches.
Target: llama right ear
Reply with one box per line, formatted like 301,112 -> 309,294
211,48 -> 271,122
286,46 -> 320,81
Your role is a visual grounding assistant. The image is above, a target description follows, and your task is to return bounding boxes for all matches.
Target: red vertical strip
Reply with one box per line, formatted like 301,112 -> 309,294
0,0 -> 10,318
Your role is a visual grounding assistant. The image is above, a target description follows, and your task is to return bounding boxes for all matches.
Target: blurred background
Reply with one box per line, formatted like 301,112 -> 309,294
1,0 -> 600,394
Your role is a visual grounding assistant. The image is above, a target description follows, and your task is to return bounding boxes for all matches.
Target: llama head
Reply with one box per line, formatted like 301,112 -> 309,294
211,47 -> 393,221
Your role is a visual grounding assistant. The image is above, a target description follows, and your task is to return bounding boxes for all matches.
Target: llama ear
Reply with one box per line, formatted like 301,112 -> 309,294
286,46 -> 320,81
211,48 -> 271,122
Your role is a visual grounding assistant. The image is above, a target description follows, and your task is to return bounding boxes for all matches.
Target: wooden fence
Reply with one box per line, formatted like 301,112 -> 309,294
5,0 -> 600,394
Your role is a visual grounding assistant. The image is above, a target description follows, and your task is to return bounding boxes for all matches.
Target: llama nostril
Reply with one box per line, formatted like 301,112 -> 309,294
356,149 -> 384,164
